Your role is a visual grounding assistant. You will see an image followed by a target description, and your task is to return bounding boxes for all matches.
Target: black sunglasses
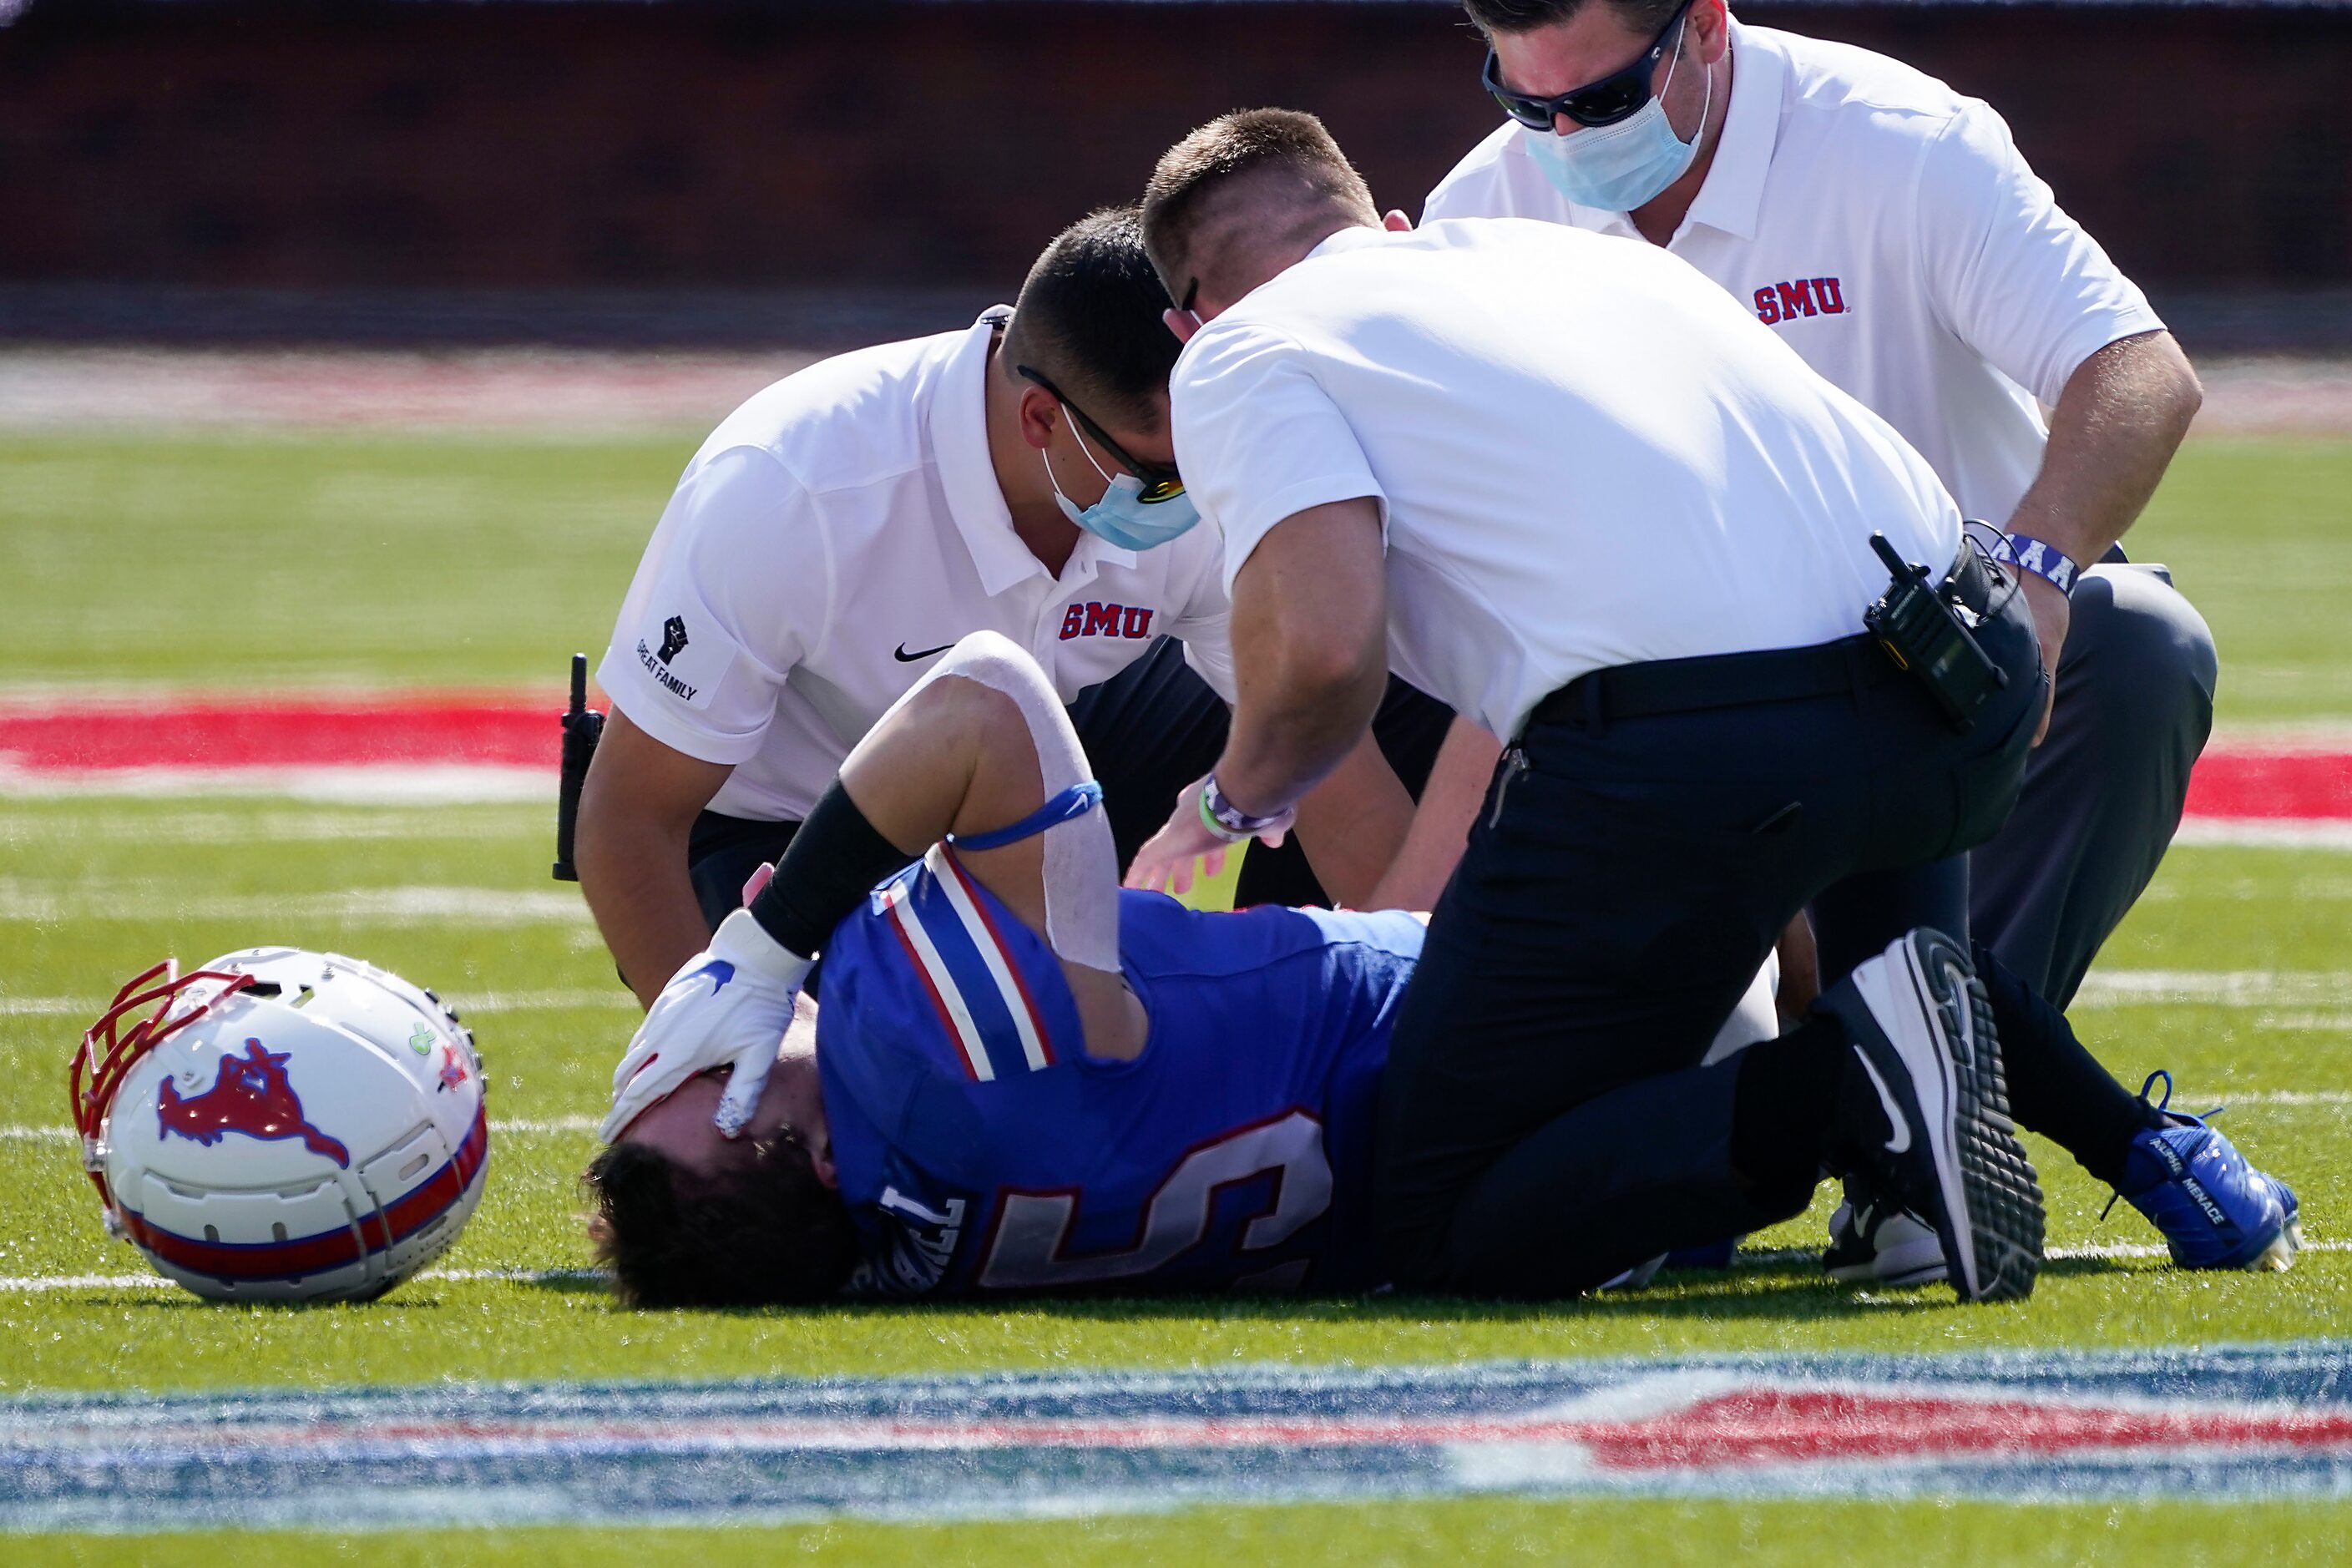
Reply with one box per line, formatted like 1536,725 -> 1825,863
1481,0 -> 1697,132
1015,366 -> 1186,503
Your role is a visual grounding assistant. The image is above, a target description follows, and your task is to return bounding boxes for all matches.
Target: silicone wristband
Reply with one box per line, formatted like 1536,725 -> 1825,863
1995,533 -> 2081,595
1200,775 -> 1291,843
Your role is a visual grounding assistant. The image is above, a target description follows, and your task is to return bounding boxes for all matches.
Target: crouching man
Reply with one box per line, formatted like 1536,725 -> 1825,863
585,635 -> 2299,1305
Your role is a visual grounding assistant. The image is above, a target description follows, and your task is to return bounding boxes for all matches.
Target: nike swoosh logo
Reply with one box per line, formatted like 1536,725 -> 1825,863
894,641 -> 954,663
688,959 -> 736,996
1855,1046 -> 1911,1155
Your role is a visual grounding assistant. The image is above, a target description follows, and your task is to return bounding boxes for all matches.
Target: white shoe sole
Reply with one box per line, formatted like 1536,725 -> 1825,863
1846,931 -> 2044,1302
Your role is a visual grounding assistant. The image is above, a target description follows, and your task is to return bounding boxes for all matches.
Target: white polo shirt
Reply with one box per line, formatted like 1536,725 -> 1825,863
599,312 -> 1235,822
1170,220 -> 1959,740
1424,22 -> 2164,527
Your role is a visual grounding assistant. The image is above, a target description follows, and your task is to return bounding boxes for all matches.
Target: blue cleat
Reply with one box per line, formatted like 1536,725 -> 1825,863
2112,1071 -> 2302,1272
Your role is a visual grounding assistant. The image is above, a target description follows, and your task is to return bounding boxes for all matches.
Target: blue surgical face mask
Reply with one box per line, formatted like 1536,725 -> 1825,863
1522,28 -> 1711,214
1043,417 -> 1201,553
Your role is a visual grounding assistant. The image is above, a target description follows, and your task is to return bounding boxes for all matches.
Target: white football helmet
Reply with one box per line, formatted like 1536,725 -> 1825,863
68,947 -> 490,1303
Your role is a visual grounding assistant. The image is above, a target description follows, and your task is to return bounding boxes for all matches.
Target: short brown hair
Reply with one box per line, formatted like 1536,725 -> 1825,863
584,1131 -> 857,1307
1000,207 -> 1183,432
1139,109 -> 1377,307
1466,0 -> 1685,34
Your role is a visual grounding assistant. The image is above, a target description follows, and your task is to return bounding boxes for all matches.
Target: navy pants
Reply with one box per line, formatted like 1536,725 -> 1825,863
1374,587 -> 2047,1297
1970,563 -> 2215,1005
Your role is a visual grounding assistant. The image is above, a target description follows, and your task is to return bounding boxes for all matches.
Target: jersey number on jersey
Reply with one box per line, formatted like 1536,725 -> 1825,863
975,1110 -> 1333,1290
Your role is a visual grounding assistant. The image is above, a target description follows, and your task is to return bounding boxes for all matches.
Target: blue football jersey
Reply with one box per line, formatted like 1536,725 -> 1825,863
815,847 -> 1423,1297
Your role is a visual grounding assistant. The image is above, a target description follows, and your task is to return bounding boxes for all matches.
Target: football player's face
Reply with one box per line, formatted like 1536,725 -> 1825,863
617,994 -> 834,1188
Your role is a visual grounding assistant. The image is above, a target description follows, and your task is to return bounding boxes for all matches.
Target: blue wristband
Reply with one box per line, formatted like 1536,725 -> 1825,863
1994,533 -> 2081,595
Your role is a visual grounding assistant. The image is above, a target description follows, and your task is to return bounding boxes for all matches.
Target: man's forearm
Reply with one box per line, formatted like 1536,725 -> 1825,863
2005,330 -> 2202,563
1290,731 -> 1417,908
1214,496 -> 1392,817
577,812 -> 715,1010
1216,665 -> 1387,819
1364,716 -> 1500,911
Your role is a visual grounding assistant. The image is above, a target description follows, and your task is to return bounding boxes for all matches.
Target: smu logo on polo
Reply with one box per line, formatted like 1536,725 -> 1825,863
1058,602 -> 1156,641
1753,277 -> 1849,325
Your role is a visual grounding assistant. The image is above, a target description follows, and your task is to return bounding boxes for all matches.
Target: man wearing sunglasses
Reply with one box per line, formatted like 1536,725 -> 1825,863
1419,1 -> 2214,1287
1423,0 -> 2210,1015
577,209 -> 1442,1031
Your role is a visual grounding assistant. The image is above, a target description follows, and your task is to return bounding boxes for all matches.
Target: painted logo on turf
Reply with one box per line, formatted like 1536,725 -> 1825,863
156,1038 -> 351,1167
4,1348 -> 2349,1530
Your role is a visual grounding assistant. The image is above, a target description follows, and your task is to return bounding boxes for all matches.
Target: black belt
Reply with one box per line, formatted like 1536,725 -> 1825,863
1530,544 -> 1996,730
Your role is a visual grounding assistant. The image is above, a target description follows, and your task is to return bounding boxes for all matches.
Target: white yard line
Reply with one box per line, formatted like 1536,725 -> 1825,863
2,987 -> 631,1019
2172,819 -> 2352,852
2071,970 -> 2352,1008
0,806 -> 543,847
0,881 -> 591,925
0,1266 -> 605,1293
3,1243 -> 2344,1294
1739,1240 -> 2348,1269
10,1092 -> 2334,1147
0,1114 -> 599,1143
0,762 -> 549,807
14,971 -> 2346,1015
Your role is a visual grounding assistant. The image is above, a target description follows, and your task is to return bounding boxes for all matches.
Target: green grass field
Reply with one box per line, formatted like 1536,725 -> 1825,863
6,431 -> 2349,724
3,431 -> 2349,1560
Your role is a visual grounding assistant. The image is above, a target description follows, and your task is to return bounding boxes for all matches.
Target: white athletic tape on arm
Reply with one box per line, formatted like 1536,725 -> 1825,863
876,631 -> 1121,974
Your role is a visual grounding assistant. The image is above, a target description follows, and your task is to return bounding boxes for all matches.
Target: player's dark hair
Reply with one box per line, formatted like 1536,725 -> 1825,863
1000,206 -> 1182,433
584,1131 -> 857,1307
1139,109 -> 1378,310
1463,0 -> 1686,34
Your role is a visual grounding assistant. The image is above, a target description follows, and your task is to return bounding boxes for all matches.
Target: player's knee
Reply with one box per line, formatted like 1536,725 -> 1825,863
917,673 -> 1033,771
584,1137 -> 857,1307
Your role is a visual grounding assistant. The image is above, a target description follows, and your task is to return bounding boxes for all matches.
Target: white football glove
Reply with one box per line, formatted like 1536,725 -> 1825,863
599,908 -> 814,1144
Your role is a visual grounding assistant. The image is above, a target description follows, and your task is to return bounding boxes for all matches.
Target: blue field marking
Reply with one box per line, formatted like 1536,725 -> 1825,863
3,1343 -> 2349,1531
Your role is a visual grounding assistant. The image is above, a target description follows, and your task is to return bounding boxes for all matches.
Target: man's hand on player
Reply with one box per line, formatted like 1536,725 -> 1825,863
1123,777 -> 1288,898
2017,570 -> 2070,745
599,908 -> 814,1143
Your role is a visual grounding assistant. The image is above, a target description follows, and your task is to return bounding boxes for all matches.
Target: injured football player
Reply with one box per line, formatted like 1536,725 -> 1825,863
585,634 -> 2299,1305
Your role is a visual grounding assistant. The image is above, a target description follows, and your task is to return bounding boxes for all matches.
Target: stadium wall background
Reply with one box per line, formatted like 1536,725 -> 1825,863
2,1 -> 2346,342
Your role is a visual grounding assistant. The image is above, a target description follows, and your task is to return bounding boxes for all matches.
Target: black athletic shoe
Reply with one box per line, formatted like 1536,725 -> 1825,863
1818,929 -> 2045,1302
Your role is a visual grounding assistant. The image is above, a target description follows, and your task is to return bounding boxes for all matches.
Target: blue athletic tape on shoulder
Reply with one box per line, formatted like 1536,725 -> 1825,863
948,781 -> 1104,852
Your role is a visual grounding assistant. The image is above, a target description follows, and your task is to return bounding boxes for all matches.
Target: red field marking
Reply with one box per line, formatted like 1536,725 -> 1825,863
0,695 -> 567,772
0,697 -> 2348,818
2183,746 -> 2352,820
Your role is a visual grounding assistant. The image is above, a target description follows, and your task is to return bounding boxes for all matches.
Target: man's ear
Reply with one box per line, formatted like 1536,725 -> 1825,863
1015,383 -> 1062,451
1162,307 -> 1200,345
1692,0 -> 1732,61
1383,209 -> 1414,233
810,1134 -> 838,1191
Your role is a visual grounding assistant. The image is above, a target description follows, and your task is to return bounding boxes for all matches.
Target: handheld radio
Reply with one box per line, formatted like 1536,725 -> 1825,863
552,653 -> 604,882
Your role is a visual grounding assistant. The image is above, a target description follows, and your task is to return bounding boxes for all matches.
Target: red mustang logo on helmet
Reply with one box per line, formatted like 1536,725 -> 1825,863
156,1039 -> 351,1167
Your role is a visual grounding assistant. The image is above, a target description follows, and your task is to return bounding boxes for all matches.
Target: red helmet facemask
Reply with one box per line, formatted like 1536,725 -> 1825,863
68,961 -> 258,1209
